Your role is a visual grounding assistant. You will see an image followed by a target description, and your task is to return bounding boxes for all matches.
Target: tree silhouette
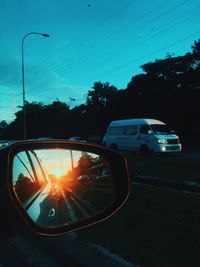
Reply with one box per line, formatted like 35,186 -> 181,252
87,82 -> 117,109
2,39 -> 200,140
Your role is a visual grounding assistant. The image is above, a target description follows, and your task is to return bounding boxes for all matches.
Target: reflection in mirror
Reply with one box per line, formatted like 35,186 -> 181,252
12,149 -> 115,228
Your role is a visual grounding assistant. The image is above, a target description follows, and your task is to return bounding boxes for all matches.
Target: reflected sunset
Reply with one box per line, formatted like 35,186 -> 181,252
53,168 -> 66,179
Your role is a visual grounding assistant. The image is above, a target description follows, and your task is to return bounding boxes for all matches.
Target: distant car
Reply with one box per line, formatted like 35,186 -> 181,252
68,136 -> 86,142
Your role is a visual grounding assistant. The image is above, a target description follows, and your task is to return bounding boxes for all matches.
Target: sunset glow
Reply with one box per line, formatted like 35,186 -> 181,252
54,168 -> 66,179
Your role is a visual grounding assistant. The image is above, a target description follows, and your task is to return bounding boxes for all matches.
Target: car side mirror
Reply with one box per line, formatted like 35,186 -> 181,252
0,140 -> 129,237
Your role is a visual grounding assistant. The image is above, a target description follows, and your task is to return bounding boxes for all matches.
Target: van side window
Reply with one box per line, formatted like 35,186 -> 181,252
108,126 -> 124,135
140,125 -> 150,134
125,126 -> 138,135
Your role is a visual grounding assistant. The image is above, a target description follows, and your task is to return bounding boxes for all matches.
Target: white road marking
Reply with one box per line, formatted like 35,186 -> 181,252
61,190 -> 79,223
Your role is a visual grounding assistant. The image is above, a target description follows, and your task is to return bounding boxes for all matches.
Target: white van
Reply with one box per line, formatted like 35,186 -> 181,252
103,118 -> 182,153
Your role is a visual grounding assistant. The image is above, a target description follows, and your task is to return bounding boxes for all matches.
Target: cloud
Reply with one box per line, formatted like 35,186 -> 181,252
0,60 -> 90,120
26,71 -> 89,107
0,60 -> 21,87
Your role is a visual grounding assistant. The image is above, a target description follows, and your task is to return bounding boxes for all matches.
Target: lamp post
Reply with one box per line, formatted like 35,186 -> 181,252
22,32 -> 49,140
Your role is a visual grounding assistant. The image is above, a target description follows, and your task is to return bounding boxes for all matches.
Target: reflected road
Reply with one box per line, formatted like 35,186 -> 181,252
27,184 -> 98,227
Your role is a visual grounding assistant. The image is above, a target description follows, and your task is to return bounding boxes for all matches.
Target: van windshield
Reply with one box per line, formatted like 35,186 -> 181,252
150,124 -> 173,135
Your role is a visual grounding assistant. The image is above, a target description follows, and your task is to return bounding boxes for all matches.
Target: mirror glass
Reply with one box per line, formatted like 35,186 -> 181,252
12,149 -> 115,228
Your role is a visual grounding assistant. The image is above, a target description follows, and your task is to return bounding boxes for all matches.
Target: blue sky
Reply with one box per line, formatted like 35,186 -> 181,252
0,0 -> 200,121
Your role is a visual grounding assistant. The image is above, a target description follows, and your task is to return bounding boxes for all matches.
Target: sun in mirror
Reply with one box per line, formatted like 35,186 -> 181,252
12,149 -> 115,228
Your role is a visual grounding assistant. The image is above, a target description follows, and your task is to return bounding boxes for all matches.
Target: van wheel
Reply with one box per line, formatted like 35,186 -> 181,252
139,145 -> 150,155
111,143 -> 118,150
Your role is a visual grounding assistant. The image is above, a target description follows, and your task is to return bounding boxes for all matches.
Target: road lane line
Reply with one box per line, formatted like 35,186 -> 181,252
69,195 -> 92,218
64,186 -> 97,213
61,190 -> 79,223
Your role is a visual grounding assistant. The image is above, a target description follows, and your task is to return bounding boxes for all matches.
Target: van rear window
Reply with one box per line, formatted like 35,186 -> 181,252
108,127 -> 124,135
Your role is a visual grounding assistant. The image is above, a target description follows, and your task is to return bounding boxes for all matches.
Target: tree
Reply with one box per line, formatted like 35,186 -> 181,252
86,82 -> 118,136
125,39 -> 200,136
0,120 -> 8,128
4,101 -> 71,139
87,82 -> 117,109
192,39 -> 200,59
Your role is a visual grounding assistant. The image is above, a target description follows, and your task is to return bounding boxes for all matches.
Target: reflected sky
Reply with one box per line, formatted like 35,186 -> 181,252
34,149 -> 100,178
35,149 -> 72,178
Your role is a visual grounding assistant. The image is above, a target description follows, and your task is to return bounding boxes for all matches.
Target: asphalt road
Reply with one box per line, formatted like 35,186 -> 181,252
0,234 -> 85,267
0,232 -> 134,267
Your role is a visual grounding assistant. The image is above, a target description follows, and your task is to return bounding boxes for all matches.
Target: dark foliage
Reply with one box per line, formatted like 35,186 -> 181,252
2,39 -> 200,140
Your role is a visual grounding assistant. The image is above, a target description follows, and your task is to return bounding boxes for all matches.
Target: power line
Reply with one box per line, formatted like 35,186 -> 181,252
25,7 -> 199,99
23,0 -> 193,92
32,30 -> 200,99
52,4 -> 196,81
25,0 -> 173,83
0,0 -> 191,92
93,30 -> 200,79
0,0 -> 138,91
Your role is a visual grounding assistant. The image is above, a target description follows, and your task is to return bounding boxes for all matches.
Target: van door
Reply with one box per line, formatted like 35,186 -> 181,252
123,125 -> 138,151
138,125 -> 153,150
107,126 -> 125,149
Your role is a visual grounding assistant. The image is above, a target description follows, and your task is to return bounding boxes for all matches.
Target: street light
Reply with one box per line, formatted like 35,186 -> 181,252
22,32 -> 50,140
